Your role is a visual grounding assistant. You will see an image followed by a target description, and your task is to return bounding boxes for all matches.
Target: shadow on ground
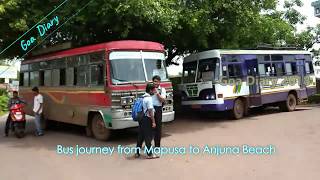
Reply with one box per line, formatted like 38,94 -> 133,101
0,105 -> 313,152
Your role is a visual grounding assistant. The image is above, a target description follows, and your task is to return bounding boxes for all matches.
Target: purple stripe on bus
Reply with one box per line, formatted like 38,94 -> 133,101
261,92 -> 288,104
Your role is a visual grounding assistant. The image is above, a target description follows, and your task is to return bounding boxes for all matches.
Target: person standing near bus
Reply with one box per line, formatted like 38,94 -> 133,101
152,75 -> 166,154
32,87 -> 44,136
4,91 -> 26,137
136,83 -> 157,159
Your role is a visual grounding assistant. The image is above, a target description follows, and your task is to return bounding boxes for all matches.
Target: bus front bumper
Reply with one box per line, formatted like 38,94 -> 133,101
110,111 -> 175,129
181,99 -> 234,111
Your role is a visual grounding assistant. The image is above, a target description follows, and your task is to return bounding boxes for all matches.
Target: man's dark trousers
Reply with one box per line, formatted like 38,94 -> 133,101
154,106 -> 162,147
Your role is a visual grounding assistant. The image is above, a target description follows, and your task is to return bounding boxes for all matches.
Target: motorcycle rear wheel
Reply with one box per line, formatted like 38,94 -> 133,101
14,122 -> 25,138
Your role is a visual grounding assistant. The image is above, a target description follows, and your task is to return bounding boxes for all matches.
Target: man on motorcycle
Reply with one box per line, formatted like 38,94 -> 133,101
4,91 -> 26,137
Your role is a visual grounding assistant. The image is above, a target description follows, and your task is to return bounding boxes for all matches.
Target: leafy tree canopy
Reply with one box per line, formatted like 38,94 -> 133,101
0,0 -> 317,64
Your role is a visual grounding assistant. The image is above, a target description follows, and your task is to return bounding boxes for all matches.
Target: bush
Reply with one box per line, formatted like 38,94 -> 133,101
0,95 -> 9,112
308,94 -> 320,104
169,77 -> 182,113
0,89 -> 8,96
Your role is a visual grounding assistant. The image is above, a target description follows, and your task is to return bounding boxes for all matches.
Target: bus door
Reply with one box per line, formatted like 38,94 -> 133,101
297,59 -> 306,88
245,59 -> 262,106
296,59 -> 308,99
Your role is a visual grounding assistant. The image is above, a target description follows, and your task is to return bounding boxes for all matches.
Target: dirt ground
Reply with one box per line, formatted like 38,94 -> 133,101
0,105 -> 320,180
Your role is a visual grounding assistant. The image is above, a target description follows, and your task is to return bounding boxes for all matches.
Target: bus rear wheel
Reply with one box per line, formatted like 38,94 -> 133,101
91,114 -> 111,141
232,98 -> 245,119
279,94 -> 297,112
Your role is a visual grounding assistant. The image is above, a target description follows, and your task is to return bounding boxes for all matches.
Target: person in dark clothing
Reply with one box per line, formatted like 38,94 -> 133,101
136,83 -> 157,159
4,91 -> 26,137
152,75 -> 166,154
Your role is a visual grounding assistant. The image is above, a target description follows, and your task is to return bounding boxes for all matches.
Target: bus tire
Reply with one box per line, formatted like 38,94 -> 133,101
232,98 -> 245,119
91,114 -> 111,141
279,94 -> 297,112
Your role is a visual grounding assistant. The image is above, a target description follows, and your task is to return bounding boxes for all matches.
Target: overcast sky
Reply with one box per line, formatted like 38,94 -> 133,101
280,0 -> 319,32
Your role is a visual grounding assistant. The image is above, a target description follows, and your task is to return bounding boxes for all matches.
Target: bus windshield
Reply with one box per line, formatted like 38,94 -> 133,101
197,58 -> 219,82
109,51 -> 168,84
182,61 -> 197,83
183,58 -> 219,83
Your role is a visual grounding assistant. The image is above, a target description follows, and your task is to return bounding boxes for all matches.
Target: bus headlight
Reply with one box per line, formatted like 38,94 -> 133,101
121,96 -> 134,105
205,94 -> 215,100
166,92 -> 173,98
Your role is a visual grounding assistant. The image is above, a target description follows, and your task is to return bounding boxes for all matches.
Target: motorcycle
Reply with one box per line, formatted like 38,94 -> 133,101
9,104 -> 26,138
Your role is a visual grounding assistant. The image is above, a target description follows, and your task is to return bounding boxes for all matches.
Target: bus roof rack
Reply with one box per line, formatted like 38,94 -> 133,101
255,44 -> 302,50
30,42 -> 73,57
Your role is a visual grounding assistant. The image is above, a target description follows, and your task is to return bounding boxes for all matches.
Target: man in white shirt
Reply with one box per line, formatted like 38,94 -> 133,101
32,87 -> 44,136
152,75 -> 166,150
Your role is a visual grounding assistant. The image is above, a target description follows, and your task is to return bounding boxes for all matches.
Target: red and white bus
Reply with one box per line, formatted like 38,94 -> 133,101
19,40 -> 175,140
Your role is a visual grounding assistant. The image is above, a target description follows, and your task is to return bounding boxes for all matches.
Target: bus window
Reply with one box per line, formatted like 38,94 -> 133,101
51,59 -> 65,69
78,55 -> 88,66
285,63 -> 293,75
89,53 -> 104,64
197,58 -> 218,82
289,62 -> 298,75
145,59 -> 168,81
67,56 -> 77,67
264,64 -> 272,76
284,55 -> 295,61
40,61 -> 51,69
228,64 -> 242,78
182,61 -> 197,83
97,64 -> 104,85
74,67 -> 78,85
30,63 -> 40,71
257,55 -> 270,63
258,64 -> 266,76
271,55 -> 283,61
305,61 -> 314,74
44,70 -> 52,86
60,68 -> 66,85
52,69 -> 60,86
30,71 -> 39,86
110,58 -> 145,83
272,63 -> 285,76
21,64 -> 29,72
224,55 -> 241,62
66,67 -> 74,86
90,64 -> 104,85
19,73 -> 24,86
293,63 -> 298,74
39,70 -> 45,86
23,72 -> 29,87
222,65 -> 228,77
77,66 -> 88,86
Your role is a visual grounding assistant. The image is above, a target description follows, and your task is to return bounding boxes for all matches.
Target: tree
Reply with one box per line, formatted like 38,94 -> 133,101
0,0 -> 316,65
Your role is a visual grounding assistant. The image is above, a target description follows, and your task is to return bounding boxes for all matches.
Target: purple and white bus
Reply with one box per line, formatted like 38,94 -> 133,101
179,50 -> 316,119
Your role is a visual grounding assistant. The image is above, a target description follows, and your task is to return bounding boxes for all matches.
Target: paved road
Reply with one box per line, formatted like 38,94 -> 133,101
0,105 -> 320,180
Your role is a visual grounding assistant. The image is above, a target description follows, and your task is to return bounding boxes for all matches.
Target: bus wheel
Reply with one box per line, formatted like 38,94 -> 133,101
280,94 -> 297,112
91,114 -> 111,141
232,98 -> 245,119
